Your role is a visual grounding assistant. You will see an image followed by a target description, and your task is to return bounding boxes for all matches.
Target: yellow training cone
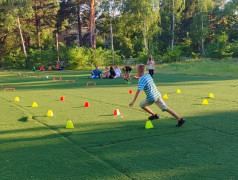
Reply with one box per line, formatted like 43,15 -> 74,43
202,99 -> 209,105
177,89 -> 181,94
32,101 -> 38,107
47,110 -> 53,117
209,93 -> 214,98
163,94 -> 168,99
145,120 -> 154,129
14,97 -> 19,102
66,120 -> 74,129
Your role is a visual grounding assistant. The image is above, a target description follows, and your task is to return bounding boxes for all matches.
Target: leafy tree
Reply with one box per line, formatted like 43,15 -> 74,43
160,0 -> 186,51
121,0 -> 160,54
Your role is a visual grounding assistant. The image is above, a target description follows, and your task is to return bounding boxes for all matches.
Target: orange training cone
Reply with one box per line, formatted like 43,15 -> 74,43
113,109 -> 120,116
129,90 -> 133,94
60,96 -> 64,101
84,102 -> 90,107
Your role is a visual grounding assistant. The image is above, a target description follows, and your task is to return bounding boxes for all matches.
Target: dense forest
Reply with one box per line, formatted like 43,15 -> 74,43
0,0 -> 237,69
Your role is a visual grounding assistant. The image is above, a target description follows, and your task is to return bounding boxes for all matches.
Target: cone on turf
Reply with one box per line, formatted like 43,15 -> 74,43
209,93 -> 214,98
32,101 -> 38,107
14,97 -> 19,102
113,109 -> 120,116
53,77 -> 55,81
66,120 -> 74,129
163,94 -> 168,99
202,99 -> 209,105
177,89 -> 181,94
47,110 -> 53,117
129,90 -> 133,94
145,120 -> 154,129
59,77 -> 62,80
84,102 -> 90,107
60,96 -> 64,101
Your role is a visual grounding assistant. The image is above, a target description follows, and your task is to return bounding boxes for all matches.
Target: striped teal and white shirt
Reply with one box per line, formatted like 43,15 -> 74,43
138,74 -> 161,102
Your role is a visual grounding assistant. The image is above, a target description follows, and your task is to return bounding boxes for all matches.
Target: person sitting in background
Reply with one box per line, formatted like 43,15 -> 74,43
89,65 -> 102,79
54,63 -> 59,70
40,65 -> 45,71
102,67 -> 109,79
122,65 -> 132,83
114,66 -> 121,78
32,66 -> 37,71
48,66 -> 52,71
109,66 -> 117,79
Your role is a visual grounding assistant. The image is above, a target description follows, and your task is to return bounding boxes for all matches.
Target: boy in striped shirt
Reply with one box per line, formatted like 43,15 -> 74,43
129,64 -> 185,127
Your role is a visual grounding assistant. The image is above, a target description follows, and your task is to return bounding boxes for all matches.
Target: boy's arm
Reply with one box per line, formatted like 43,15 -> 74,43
129,90 -> 141,107
133,76 -> 139,79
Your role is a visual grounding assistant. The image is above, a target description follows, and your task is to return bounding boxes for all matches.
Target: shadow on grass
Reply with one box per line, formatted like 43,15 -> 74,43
18,117 -> 28,122
1,110 -> 238,179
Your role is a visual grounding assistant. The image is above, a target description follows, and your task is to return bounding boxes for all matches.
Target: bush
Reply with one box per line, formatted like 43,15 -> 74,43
206,32 -> 233,59
231,40 -> 238,57
28,48 -> 58,68
162,46 -> 182,63
2,53 -> 26,69
2,44 -> 123,70
66,46 -> 122,70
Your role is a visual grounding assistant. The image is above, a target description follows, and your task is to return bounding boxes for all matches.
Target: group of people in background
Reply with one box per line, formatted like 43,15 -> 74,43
89,65 -> 132,82
89,55 -> 155,80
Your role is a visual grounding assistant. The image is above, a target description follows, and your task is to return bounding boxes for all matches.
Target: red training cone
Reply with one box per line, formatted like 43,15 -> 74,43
60,96 -> 64,101
129,90 -> 133,94
59,77 -> 62,80
113,109 -> 120,116
84,102 -> 90,107
53,77 -> 55,81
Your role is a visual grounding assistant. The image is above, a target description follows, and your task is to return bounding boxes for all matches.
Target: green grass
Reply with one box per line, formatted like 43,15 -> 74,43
1,67 -> 238,179
159,59 -> 238,77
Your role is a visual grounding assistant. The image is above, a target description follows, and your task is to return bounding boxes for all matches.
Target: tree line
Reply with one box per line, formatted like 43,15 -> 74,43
0,0 -> 237,69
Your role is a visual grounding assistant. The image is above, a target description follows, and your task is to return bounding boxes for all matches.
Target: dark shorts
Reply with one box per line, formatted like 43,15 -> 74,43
124,66 -> 132,72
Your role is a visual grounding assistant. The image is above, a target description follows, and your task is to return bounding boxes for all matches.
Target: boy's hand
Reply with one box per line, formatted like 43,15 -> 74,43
133,76 -> 139,79
129,101 -> 135,107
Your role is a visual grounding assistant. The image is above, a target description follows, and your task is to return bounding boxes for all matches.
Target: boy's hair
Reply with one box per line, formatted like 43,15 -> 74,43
137,64 -> 146,75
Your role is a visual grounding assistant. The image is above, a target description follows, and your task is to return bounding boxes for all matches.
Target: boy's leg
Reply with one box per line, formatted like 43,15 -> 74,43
140,100 -> 159,120
127,72 -> 131,81
142,106 -> 156,116
166,109 -> 181,121
155,97 -> 185,126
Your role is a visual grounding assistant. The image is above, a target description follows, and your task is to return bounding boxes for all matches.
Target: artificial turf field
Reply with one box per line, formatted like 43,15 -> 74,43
0,69 -> 238,180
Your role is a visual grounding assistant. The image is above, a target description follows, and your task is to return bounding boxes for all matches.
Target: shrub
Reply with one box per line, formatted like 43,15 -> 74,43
206,32 -> 233,59
2,53 -> 26,69
163,46 -> 182,63
231,40 -> 238,57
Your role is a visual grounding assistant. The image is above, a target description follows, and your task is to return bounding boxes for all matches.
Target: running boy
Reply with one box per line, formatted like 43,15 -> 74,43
129,64 -> 185,127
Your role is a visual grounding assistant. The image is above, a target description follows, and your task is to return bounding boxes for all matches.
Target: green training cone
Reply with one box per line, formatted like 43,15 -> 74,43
145,120 -> 154,129
66,120 -> 74,129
